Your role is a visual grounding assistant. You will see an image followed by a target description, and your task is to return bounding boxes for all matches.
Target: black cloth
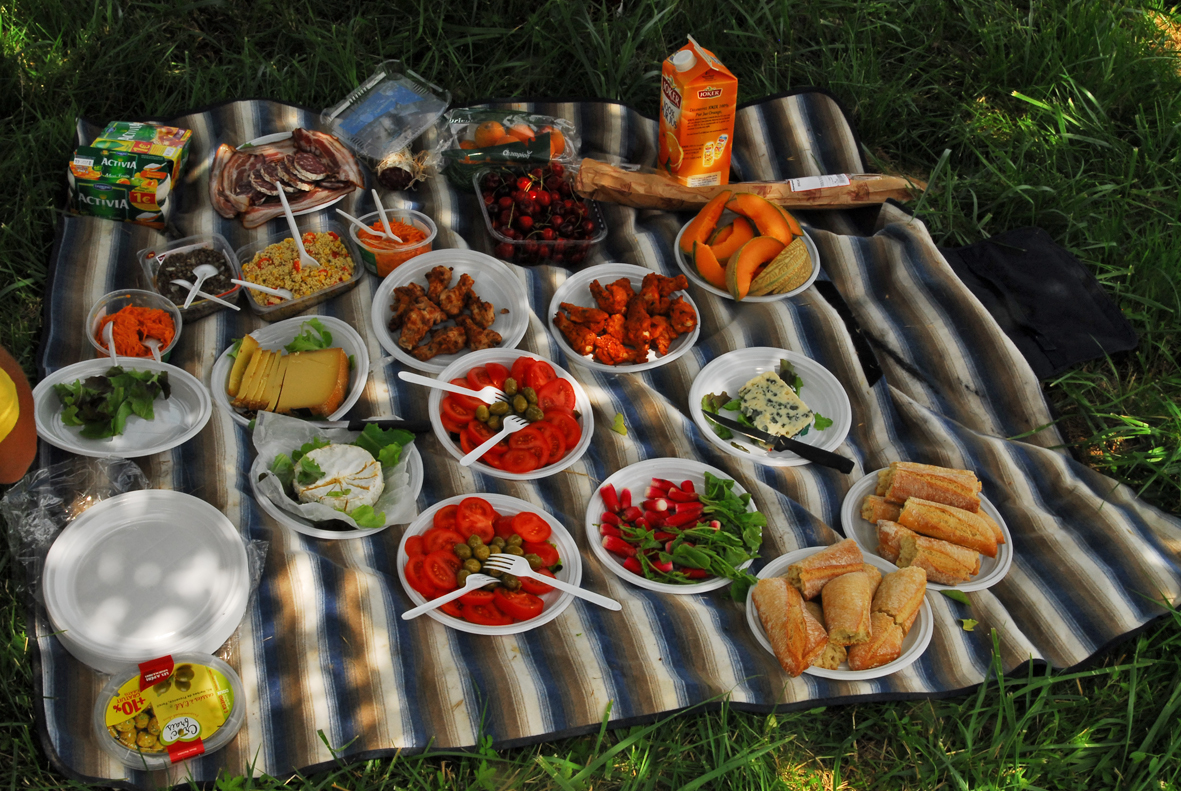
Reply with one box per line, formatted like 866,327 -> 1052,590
940,227 -> 1138,379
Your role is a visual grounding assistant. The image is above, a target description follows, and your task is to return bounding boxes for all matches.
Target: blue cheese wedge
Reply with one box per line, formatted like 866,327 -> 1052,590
292,444 -> 384,513
738,371 -> 814,438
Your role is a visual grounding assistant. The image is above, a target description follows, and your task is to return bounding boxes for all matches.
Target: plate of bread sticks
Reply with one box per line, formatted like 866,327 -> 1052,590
746,539 -> 933,680
839,461 -> 1014,592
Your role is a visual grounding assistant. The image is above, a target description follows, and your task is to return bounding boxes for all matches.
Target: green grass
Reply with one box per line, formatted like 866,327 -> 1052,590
2,0 -> 1181,788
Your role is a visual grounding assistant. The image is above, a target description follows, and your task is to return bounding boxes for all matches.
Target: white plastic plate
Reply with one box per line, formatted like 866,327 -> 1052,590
396,494 -> 581,635
584,457 -> 757,595
546,263 -> 701,373
745,547 -> 934,680
840,469 -> 1014,592
687,347 -> 851,467
33,359 -> 212,459
370,249 -> 529,374
209,315 -> 369,428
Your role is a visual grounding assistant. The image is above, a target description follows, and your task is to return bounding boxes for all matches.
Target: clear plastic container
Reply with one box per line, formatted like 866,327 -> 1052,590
348,209 -> 437,277
86,289 -> 182,360
137,233 -> 242,321
472,168 -> 607,268
235,219 -> 364,322
93,653 -> 246,770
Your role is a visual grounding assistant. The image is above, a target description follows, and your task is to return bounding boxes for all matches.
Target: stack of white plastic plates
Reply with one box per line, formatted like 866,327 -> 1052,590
42,490 -> 251,674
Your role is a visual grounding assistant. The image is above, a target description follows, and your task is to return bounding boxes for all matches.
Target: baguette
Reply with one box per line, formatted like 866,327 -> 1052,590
871,567 -> 927,635
752,577 -> 828,677
898,532 -> 981,586
888,461 -> 981,490
822,571 -> 873,646
803,601 -> 847,670
860,495 -> 902,524
899,498 -> 998,558
786,539 -> 864,600
847,612 -> 904,671
876,519 -> 916,563
980,509 -> 1006,545
882,468 -> 981,512
861,563 -> 883,597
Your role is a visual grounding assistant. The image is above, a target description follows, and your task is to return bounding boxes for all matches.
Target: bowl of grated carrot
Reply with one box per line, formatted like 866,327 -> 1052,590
86,289 -> 183,361
348,208 -> 436,277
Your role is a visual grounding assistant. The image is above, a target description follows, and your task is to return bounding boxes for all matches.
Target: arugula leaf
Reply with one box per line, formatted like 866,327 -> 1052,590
348,354 -> 356,371
813,412 -> 834,431
291,436 -> 330,464
53,366 -> 170,438
297,455 -> 324,486
941,590 -> 972,606
778,359 -> 803,393
353,423 -> 414,469
284,318 -> 333,353
721,397 -> 743,411
701,392 -> 733,439
325,489 -> 351,497
348,505 -> 385,529
611,413 -> 628,435
227,338 -> 244,358
271,453 -> 295,488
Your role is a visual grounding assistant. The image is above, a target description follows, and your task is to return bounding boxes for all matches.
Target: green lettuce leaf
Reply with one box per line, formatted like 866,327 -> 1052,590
813,412 -> 834,431
284,318 -> 333,353
352,423 -> 414,469
296,455 -> 324,486
349,505 -> 385,529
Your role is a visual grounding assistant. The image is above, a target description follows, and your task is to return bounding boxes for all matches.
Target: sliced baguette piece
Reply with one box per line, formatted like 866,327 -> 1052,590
822,571 -> 873,646
803,601 -> 847,670
861,563 -> 883,598
882,468 -> 981,512
861,494 -> 902,524
889,461 -> 981,491
786,539 -> 864,600
898,532 -> 980,586
979,509 -> 1006,545
871,567 -> 927,635
876,519 -> 916,564
898,498 -> 998,558
752,577 -> 827,677
847,612 -> 904,671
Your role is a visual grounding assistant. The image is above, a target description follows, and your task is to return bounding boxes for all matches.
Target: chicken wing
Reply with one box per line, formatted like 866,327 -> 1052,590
411,325 -> 467,361
668,295 -> 698,335
649,315 -> 681,356
456,315 -> 503,351
603,313 -> 625,341
639,273 -> 670,316
623,295 -> 652,349
426,266 -> 452,302
559,302 -> 609,333
554,311 -> 598,356
388,283 -> 427,330
465,291 -> 497,328
397,298 -> 448,350
439,273 -> 475,316
593,333 -> 639,366
589,278 -> 634,314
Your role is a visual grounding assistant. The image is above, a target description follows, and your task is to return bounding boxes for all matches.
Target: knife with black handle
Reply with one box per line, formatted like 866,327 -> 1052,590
704,412 -> 856,474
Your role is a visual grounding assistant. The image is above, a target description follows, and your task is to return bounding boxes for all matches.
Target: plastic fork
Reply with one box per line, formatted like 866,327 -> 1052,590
482,554 -> 622,611
459,415 -> 527,466
397,370 -> 507,404
230,278 -> 293,301
171,279 -> 241,311
401,572 -> 497,620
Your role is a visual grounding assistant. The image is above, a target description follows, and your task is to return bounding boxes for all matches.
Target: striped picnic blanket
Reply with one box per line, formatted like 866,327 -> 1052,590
32,94 -> 1181,788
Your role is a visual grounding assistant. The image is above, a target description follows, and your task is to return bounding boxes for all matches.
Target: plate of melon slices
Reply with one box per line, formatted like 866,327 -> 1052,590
672,191 -> 819,302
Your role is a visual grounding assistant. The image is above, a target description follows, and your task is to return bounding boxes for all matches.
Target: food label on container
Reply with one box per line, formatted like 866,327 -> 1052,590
788,174 -> 851,192
657,36 -> 738,187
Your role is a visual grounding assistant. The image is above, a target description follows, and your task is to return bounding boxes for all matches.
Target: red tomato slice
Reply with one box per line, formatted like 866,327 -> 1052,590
511,511 -> 552,543
524,361 -> 557,392
425,550 -> 460,591
533,421 -> 567,464
441,396 -> 475,426
519,568 -> 556,595
493,515 -> 517,540
459,589 -> 495,606
467,367 -> 494,391
433,505 -> 459,531
501,448 -> 542,475
523,541 -> 560,568
463,602 -> 514,626
439,601 -> 464,618
448,379 -> 484,410
457,497 -> 497,543
485,362 -> 509,389
493,588 -> 545,621
537,378 -> 576,412
404,555 -> 435,596
509,426 -> 550,467
441,412 -> 467,435
510,356 -> 537,385
405,535 -> 426,557
423,527 -> 465,553
543,411 -> 582,449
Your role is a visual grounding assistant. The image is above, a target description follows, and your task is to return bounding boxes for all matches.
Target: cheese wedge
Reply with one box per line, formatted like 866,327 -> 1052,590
232,349 -> 270,409
275,348 -> 349,417
738,371 -> 813,439
227,335 -> 259,397
261,355 -> 290,413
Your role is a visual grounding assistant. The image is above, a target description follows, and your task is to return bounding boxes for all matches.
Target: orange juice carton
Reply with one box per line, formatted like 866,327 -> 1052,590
657,37 -> 738,187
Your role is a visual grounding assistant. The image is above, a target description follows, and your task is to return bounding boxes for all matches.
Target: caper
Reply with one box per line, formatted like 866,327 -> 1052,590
525,405 -> 545,422
467,533 -> 484,549
475,404 -> 490,422
487,567 -> 503,577
525,553 -> 545,570
454,543 -> 473,560
507,534 -> 524,547
463,558 -> 482,573
456,569 -> 470,586
502,574 -> 522,591
522,386 -> 538,404
506,545 -> 524,556
490,400 -> 510,416
175,679 -> 191,692
175,664 -> 194,681
513,394 -> 528,413
137,732 -> 159,749
474,545 -> 491,561
135,712 -> 150,729
491,536 -> 506,549
487,415 -> 503,431
504,377 -> 518,396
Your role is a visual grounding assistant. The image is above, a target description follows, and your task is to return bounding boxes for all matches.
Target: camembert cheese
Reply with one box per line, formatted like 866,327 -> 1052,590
293,444 -> 384,512
738,371 -> 813,438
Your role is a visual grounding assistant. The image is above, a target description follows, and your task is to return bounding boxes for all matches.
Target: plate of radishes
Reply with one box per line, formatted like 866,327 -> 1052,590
584,458 -> 765,596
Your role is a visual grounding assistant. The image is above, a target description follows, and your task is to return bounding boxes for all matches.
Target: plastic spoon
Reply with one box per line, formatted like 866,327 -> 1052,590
171,280 -> 241,311
230,278 -> 293,301
142,337 -> 162,362
274,186 -> 319,272
336,208 -> 395,241
102,322 -> 118,365
182,263 -> 220,309
370,189 -> 403,243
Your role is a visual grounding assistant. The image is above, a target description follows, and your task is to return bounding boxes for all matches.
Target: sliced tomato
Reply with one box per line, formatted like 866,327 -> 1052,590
441,411 -> 467,435
439,601 -> 464,618
510,356 -> 537,385
425,550 -> 460,591
509,426 -> 550,467
493,588 -> 545,621
433,505 -> 459,531
467,366 -> 494,391
463,602 -> 514,626
524,361 -> 557,392
457,497 -> 497,543
459,589 -> 495,606
441,396 -> 476,426
537,378 -> 576,412
543,411 -> 582,449
494,515 -> 517,540
405,535 -> 426,557
523,541 -> 560,568
448,379 -> 484,410
423,527 -> 465,553
404,555 -> 435,596
485,362 -> 509,389
501,448 -> 542,475
519,568 -> 556,595
533,421 -> 567,465
511,511 -> 552,543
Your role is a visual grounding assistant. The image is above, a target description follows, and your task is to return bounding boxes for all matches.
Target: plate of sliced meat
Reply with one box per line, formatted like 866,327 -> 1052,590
210,129 -> 365,229
370,250 -> 529,373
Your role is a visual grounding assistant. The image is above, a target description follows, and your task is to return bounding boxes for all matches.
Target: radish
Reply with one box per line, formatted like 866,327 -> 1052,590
620,487 -> 632,509
665,510 -> 704,528
652,478 -> 675,491
643,510 -> 665,527
620,506 -> 642,522
666,487 -> 697,503
599,523 -> 623,538
653,531 -> 676,542
644,485 -> 669,498
680,480 -> 696,494
684,568 -> 710,579
634,517 -> 650,530
642,498 -> 670,512
622,556 -> 643,575
602,535 -> 637,557
651,558 -> 674,573
674,501 -> 704,516
601,511 -> 621,525
600,484 -> 620,513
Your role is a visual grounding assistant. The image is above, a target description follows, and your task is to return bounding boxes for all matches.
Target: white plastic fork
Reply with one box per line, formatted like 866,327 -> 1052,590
171,279 -> 242,311
397,370 -> 505,404
482,554 -> 622,611
401,573 -> 497,620
459,415 -> 527,466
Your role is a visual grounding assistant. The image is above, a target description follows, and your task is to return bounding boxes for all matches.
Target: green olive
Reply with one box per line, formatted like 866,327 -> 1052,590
488,544 -> 501,554
116,719 -> 136,733
491,537 -> 506,549
456,569 -> 471,586
525,405 -> 545,422
522,386 -> 538,405
475,404 -> 490,422
506,545 -> 524,556
502,574 -> 521,591
147,717 -> 160,736
489,400 -> 510,416
119,732 -> 137,748
467,533 -> 484,549
513,394 -> 528,413
135,712 -> 150,729
486,415 -> 503,431
463,558 -> 482,573
175,664 -> 195,681
108,726 -> 120,739
525,553 -> 545,570
504,377 -> 518,396
488,567 -> 503,577
474,545 -> 491,561
137,732 -> 159,749
454,543 -> 473,559
507,534 -> 524,547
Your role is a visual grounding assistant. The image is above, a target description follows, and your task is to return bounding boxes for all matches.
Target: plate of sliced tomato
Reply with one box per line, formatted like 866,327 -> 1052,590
396,494 -> 582,635
429,349 -> 594,481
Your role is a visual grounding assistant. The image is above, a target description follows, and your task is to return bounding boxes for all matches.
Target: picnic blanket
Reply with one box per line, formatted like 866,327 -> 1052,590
29,93 -> 1181,788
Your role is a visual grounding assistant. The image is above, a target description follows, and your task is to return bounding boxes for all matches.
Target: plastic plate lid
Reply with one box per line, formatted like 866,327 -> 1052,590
42,490 -> 251,674
32,359 -> 212,459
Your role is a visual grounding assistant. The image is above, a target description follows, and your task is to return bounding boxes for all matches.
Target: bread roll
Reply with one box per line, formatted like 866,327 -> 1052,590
898,498 -> 998,558
898,532 -> 980,585
876,520 -> 915,563
847,612 -> 904,671
786,539 -> 864,600
872,567 -> 927,635
882,468 -> 981,512
821,571 -> 873,646
861,495 -> 902,524
751,577 -> 827,677
861,563 -> 883,597
803,601 -> 847,670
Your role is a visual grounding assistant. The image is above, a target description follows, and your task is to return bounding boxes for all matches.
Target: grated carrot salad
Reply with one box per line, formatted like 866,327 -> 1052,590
95,306 -> 176,357
358,220 -> 427,250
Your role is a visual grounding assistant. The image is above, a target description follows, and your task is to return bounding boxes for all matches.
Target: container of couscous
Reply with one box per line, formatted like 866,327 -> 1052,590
348,209 -> 436,277
235,219 -> 363,321
93,653 -> 245,770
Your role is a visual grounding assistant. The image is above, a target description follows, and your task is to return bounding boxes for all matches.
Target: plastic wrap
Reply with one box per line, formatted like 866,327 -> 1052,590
435,108 -> 581,188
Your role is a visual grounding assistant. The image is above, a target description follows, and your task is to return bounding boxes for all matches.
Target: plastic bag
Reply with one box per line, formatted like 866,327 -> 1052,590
250,411 -> 418,531
435,108 -> 581,188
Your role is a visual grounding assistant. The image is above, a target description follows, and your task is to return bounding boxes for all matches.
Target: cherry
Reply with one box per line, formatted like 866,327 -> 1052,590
536,191 -> 552,208
498,196 -> 513,210
583,220 -> 596,235
550,163 -> 565,177
516,215 -> 534,232
541,228 -> 555,241
560,182 -> 573,197
537,246 -> 551,259
485,174 -> 502,189
530,167 -> 544,179
516,176 -> 532,191
495,243 -> 514,259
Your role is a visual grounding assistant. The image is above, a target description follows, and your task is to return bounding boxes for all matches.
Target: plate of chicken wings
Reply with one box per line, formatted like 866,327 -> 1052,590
547,263 -> 701,373
370,250 -> 529,373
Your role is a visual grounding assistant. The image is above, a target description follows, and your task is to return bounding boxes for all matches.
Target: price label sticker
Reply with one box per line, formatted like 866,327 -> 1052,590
788,174 -> 851,192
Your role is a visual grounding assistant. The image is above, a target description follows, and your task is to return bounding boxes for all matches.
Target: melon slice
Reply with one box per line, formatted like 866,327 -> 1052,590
708,216 -> 755,261
726,236 -> 786,300
693,241 -> 729,290
678,190 -> 732,257
726,193 -> 794,246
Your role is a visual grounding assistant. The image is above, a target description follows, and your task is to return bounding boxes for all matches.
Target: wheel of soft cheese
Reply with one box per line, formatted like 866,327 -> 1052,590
292,444 -> 384,512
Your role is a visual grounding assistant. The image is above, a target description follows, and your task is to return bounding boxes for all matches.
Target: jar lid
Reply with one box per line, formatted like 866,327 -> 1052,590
671,50 -> 697,71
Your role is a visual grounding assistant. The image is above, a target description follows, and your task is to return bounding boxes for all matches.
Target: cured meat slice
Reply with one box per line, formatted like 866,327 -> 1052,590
210,144 -> 242,218
250,169 -> 280,196
291,151 -> 329,181
260,160 -> 299,193
277,156 -> 314,191
318,179 -> 350,190
292,128 -> 364,188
